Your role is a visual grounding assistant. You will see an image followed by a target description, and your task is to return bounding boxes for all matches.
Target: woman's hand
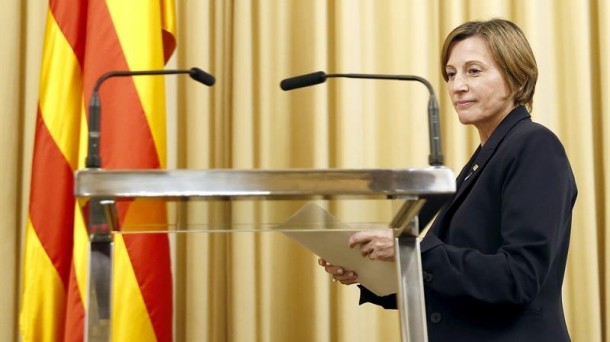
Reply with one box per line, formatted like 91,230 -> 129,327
348,229 -> 395,261
318,258 -> 359,285
316,229 -> 395,285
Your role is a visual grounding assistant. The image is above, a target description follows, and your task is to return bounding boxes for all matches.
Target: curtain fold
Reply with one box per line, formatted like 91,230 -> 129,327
0,0 -> 22,338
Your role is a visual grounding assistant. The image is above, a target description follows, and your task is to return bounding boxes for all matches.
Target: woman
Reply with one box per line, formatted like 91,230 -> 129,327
319,18 -> 577,341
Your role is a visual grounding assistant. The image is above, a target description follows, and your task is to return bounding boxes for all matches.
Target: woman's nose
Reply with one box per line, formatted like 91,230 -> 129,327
450,74 -> 468,93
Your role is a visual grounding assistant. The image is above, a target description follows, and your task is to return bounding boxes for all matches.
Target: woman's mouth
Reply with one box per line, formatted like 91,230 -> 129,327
455,100 -> 475,109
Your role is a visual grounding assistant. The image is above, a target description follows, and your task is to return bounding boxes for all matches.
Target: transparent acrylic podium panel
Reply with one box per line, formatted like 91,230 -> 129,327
95,199 -> 416,233
76,167 -> 455,342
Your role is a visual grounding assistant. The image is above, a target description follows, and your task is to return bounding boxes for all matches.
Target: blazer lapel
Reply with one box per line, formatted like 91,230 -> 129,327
431,106 -> 532,235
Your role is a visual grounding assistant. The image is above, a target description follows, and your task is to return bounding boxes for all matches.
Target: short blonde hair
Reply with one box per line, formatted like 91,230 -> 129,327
441,18 -> 538,111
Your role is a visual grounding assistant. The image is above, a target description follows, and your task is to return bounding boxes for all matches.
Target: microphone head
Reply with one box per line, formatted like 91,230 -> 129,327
189,67 -> 215,86
280,71 -> 327,91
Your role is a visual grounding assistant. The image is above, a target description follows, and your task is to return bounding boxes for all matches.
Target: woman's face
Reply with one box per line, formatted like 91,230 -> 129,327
445,35 -> 515,136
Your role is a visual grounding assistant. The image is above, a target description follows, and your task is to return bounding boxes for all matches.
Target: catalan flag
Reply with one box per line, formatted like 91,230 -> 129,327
20,0 -> 176,341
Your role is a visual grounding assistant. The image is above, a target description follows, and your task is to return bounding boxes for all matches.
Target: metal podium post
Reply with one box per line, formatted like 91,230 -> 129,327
75,167 -> 455,341
84,198 -> 113,342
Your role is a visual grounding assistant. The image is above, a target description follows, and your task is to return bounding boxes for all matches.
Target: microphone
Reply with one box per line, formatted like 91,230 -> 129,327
86,68 -> 215,168
280,71 -> 444,166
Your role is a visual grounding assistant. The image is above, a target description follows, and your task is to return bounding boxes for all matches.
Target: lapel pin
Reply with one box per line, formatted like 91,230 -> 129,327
465,164 -> 478,181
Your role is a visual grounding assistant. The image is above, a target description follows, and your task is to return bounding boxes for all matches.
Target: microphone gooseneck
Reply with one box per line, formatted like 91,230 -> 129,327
279,71 -> 444,166
86,68 -> 215,168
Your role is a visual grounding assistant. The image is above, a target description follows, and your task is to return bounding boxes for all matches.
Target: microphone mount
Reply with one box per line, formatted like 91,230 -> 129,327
280,71 -> 444,166
86,68 -> 215,168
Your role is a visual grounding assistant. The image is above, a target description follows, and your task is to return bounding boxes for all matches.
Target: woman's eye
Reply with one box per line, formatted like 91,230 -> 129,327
446,71 -> 456,79
468,68 -> 481,75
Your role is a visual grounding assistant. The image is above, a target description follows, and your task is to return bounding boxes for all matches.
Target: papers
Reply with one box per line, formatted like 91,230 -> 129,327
278,202 -> 398,296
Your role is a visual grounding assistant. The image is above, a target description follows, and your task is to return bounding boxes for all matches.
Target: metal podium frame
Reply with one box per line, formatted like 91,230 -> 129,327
75,167 -> 455,342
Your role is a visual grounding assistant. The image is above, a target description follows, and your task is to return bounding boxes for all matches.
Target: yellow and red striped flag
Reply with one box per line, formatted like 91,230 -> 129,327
20,0 -> 176,341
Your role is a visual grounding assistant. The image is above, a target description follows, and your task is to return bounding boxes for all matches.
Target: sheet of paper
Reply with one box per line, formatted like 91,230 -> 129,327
278,202 -> 398,296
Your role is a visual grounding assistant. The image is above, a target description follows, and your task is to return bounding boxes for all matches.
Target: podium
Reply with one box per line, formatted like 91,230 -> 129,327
75,167 -> 455,341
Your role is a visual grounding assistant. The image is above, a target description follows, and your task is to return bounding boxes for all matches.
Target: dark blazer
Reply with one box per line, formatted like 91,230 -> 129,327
360,106 -> 577,342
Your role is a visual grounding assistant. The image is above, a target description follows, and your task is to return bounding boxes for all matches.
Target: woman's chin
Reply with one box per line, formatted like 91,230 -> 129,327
457,115 -> 473,125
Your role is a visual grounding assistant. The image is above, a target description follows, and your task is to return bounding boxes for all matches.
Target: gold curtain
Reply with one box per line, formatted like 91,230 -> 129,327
3,0 -> 608,341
